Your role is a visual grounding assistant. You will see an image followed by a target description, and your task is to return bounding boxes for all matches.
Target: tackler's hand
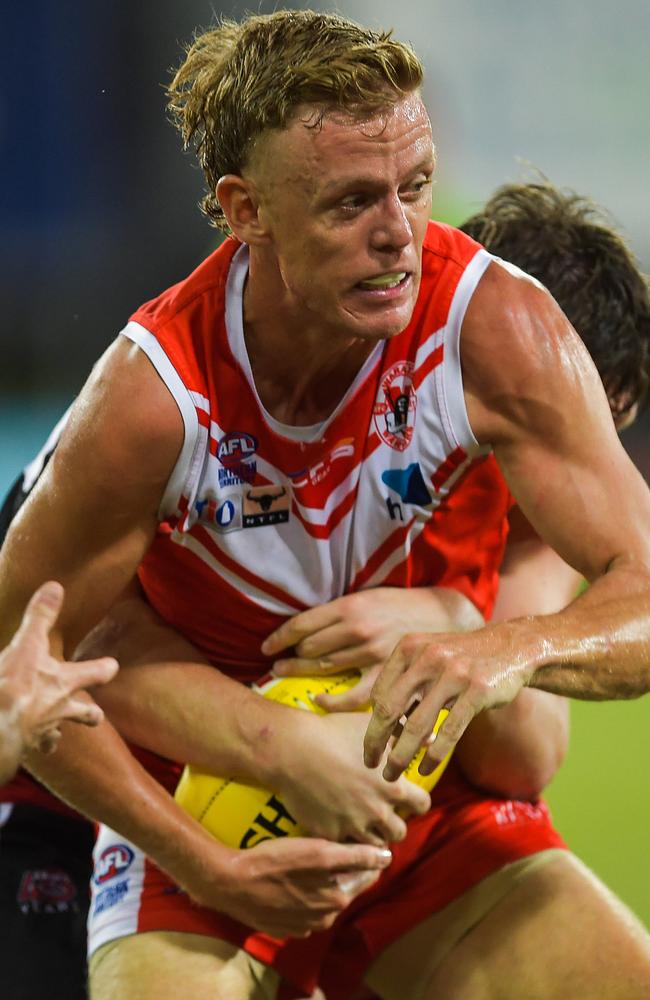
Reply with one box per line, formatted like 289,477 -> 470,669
364,626 -> 532,781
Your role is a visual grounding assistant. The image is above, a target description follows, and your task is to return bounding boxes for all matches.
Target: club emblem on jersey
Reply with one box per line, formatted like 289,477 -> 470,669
216,431 -> 258,485
243,485 -> 290,528
373,361 -> 417,451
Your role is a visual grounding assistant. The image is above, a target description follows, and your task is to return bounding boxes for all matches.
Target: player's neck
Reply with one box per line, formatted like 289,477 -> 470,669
242,268 -> 377,427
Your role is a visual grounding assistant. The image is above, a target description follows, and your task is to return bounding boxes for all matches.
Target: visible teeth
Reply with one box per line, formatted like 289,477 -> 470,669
359,272 -> 406,289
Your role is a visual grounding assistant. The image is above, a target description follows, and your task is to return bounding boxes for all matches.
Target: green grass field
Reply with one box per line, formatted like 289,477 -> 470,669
545,697 -> 649,926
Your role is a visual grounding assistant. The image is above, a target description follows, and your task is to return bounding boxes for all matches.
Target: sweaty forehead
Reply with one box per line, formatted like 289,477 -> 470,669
250,93 -> 433,193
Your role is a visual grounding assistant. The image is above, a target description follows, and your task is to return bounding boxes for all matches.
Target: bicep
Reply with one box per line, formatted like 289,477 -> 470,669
464,265 -> 650,582
493,395 -> 650,583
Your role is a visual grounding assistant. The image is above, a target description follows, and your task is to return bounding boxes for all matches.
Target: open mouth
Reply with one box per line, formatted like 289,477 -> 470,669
357,272 -> 408,292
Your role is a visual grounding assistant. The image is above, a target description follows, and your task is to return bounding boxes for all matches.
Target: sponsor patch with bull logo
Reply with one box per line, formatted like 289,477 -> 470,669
243,485 -> 290,528
194,482 -> 291,532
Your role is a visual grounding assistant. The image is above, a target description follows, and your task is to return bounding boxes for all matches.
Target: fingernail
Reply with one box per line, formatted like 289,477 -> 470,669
273,662 -> 288,676
377,848 -> 392,863
260,640 -> 271,655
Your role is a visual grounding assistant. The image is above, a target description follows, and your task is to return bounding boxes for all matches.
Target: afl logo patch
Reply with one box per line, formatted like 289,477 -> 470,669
217,432 -> 258,469
94,844 -> 135,885
373,361 -> 417,451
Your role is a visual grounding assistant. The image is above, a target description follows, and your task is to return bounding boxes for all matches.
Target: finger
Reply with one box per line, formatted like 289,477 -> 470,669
336,869 -> 382,897
369,809 -> 408,845
391,777 -> 431,818
383,685 -> 455,781
315,666 -> 378,712
273,647 -> 369,676
15,581 -> 65,644
261,605 -> 341,656
56,695 -> 106,728
418,695 -> 476,775
363,644 -> 416,768
293,624 -> 363,660
315,685 -> 370,713
63,656 -> 119,692
355,827 -> 391,848
319,843 -> 392,875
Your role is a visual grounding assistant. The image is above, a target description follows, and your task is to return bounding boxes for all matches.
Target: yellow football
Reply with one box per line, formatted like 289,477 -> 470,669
174,671 -> 451,849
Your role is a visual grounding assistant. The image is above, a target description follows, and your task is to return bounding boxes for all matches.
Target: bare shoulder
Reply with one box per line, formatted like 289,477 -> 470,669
58,335 -> 184,500
0,337 -> 186,647
461,259 -> 610,448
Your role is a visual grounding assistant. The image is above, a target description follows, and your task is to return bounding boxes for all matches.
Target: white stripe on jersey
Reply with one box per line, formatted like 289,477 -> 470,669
121,321 -> 201,521
435,250 -> 491,451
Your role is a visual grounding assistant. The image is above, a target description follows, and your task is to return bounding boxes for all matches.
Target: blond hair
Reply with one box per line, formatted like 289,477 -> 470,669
167,10 -> 423,231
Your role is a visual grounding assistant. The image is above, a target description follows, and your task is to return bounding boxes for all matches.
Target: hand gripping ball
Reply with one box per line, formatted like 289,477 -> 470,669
174,671 -> 451,849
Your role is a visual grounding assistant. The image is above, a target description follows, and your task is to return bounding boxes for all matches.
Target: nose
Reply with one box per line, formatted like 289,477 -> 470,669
370,195 -> 412,255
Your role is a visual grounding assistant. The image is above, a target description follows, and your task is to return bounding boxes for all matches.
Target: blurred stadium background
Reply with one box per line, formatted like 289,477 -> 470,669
1,0 -> 648,924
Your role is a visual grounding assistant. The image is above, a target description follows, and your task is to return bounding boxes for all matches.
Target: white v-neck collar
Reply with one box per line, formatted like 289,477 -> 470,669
224,244 -> 384,443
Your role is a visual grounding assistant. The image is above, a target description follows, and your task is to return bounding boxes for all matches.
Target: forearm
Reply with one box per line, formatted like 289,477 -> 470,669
519,566 -> 650,699
95,659 -> 308,790
455,690 -> 569,799
79,593 -> 310,791
23,715 -> 237,897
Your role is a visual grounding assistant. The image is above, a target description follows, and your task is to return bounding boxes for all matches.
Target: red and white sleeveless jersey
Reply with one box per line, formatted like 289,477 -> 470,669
127,221 -> 511,682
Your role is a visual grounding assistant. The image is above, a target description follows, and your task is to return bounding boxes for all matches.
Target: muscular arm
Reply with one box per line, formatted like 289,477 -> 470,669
0,338 -> 179,653
366,262 -> 650,778
466,264 -> 650,694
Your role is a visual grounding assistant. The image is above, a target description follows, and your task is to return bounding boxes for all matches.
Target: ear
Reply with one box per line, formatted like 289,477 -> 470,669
216,175 -> 270,245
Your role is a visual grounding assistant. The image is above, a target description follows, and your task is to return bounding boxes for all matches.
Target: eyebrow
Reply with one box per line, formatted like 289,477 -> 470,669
318,157 -> 435,200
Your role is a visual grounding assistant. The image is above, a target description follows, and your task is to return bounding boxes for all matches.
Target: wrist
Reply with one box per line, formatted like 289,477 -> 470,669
264,706 -> 321,796
165,819 -> 239,904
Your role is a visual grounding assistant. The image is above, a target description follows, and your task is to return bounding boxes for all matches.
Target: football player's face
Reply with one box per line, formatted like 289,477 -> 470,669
252,93 -> 434,342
